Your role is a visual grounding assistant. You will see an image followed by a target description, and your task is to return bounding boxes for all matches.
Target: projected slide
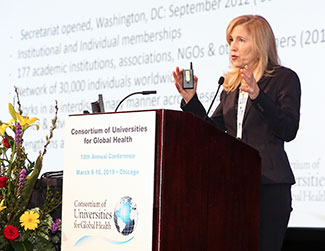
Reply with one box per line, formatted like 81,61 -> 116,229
0,0 -> 324,228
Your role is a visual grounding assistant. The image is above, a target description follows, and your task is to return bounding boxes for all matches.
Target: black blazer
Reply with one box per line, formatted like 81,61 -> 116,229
182,66 -> 301,184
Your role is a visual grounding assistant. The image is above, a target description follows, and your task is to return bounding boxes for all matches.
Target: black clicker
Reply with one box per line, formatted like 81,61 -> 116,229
182,62 -> 194,89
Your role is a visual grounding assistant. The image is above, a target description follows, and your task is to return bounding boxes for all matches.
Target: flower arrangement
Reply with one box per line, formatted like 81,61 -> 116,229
0,88 -> 61,250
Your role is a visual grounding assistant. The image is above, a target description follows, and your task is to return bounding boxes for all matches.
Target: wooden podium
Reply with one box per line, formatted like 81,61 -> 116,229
152,110 -> 261,250
62,109 -> 260,250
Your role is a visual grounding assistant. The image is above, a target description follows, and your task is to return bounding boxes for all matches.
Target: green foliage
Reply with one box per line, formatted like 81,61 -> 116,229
0,89 -> 60,250
43,186 -> 62,215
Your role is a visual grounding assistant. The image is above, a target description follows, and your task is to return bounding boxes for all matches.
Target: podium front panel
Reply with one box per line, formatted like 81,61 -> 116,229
62,111 -> 156,250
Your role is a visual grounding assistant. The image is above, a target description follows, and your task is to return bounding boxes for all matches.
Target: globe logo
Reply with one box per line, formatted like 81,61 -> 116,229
114,196 -> 138,236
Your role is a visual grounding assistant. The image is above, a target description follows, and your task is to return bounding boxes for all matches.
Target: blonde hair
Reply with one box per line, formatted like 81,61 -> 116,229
223,15 -> 279,92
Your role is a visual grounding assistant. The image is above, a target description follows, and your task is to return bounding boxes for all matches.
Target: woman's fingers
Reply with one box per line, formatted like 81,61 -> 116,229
241,65 -> 253,84
172,66 -> 197,103
173,67 -> 184,93
240,65 -> 260,99
173,68 -> 181,80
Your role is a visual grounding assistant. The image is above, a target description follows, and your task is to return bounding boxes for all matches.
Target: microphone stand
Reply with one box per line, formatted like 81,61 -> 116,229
114,90 -> 157,112
204,76 -> 224,120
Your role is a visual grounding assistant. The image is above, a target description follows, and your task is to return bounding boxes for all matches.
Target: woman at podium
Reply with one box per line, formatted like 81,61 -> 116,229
172,15 -> 301,251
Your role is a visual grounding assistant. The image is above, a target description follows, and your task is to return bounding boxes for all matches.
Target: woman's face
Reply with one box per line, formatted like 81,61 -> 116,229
229,24 -> 258,69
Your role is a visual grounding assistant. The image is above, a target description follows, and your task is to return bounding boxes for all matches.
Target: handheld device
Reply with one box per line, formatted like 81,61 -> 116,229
182,62 -> 194,89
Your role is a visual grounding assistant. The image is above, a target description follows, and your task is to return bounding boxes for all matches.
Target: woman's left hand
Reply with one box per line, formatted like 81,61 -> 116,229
240,65 -> 260,100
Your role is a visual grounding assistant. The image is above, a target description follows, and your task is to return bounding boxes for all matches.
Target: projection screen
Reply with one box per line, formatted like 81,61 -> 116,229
0,0 -> 324,228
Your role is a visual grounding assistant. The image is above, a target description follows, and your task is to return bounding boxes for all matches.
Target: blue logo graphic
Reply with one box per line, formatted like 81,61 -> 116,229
74,235 -> 134,246
114,196 -> 138,235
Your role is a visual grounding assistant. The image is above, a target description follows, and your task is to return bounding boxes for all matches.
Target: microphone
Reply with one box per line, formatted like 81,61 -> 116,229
205,76 -> 224,119
114,90 -> 157,112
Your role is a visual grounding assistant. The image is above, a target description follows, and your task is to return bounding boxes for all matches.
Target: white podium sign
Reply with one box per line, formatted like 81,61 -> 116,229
61,111 -> 156,250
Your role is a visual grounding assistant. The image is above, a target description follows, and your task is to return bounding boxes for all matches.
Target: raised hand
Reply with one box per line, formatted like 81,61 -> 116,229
240,65 -> 260,100
172,66 -> 198,103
